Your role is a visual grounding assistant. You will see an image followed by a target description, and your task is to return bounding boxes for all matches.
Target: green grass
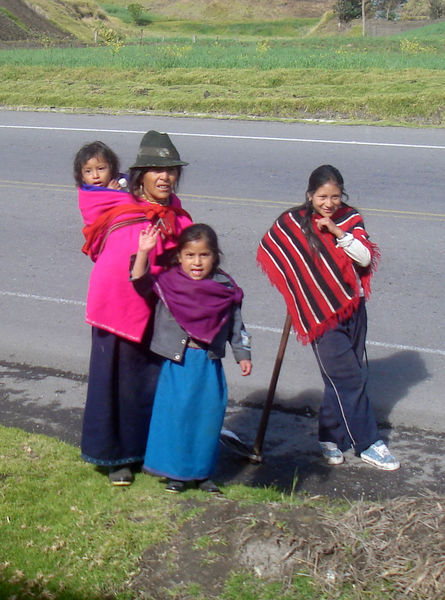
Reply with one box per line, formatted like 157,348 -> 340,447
0,427 -> 179,598
222,572 -> 318,600
1,425 -> 341,600
1,33 -> 444,69
0,64 -> 443,126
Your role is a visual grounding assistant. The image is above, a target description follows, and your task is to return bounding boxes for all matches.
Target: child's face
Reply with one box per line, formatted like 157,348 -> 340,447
309,181 -> 342,218
178,238 -> 215,280
81,155 -> 112,187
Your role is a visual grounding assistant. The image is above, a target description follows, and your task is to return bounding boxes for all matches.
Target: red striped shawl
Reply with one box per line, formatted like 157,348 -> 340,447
257,204 -> 379,345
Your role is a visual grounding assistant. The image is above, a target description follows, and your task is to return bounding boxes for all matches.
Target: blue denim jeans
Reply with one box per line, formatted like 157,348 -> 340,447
311,299 -> 379,455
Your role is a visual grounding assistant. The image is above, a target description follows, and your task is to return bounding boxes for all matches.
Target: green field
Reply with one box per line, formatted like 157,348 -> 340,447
1,32 -> 444,70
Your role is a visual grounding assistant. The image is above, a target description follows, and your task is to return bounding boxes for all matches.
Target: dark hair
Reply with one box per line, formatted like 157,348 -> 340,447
297,164 -> 349,254
73,141 -> 120,187
173,223 -> 221,271
128,166 -> 182,198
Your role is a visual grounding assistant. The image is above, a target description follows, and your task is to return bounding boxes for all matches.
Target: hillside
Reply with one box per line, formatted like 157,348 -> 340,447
0,0 -> 126,45
0,0 -> 334,45
139,0 -> 332,19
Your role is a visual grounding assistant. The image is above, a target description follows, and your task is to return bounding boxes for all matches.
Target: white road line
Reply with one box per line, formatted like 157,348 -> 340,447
0,291 -> 84,306
1,290 -> 444,357
1,125 -> 444,151
245,324 -> 445,356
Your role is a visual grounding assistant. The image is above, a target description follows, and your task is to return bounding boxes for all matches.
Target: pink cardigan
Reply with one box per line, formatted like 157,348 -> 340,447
79,187 -> 192,342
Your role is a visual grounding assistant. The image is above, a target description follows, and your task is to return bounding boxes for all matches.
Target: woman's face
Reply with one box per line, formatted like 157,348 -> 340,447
141,167 -> 179,204
309,181 -> 342,218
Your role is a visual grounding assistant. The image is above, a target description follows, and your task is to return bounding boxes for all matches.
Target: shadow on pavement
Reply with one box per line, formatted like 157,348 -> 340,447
216,349 -> 442,501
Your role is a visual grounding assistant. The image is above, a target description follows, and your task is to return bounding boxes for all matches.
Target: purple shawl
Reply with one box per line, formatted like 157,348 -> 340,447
154,266 -> 244,344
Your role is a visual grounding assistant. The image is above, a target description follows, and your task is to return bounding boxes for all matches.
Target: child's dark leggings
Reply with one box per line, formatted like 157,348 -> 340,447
311,298 -> 379,456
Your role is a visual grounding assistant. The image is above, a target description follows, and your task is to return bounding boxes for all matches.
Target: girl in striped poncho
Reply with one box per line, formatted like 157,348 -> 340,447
257,165 -> 399,471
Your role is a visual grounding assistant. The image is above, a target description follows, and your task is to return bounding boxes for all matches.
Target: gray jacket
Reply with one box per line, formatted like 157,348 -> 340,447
131,264 -> 251,364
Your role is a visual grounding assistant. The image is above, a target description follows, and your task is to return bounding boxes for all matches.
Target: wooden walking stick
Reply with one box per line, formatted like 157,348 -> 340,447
249,312 -> 293,463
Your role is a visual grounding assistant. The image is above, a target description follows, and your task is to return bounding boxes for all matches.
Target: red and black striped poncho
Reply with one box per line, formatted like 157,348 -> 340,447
257,204 -> 379,345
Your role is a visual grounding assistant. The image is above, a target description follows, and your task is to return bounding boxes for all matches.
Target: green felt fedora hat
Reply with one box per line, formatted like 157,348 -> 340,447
130,130 -> 189,168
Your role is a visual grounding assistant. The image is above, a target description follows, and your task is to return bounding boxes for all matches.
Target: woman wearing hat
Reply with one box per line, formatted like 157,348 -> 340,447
79,131 -> 192,485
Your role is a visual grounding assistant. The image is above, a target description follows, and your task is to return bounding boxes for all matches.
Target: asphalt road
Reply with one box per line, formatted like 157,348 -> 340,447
0,110 -> 444,499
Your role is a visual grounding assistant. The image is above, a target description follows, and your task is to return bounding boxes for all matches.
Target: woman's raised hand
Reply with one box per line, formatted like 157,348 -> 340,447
132,225 -> 160,279
138,225 -> 160,253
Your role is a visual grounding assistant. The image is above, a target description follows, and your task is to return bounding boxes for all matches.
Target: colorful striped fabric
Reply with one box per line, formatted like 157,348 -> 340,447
257,204 -> 378,344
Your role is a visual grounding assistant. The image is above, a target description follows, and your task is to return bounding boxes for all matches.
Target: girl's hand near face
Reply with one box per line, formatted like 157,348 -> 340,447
239,360 -> 252,376
316,217 -> 344,239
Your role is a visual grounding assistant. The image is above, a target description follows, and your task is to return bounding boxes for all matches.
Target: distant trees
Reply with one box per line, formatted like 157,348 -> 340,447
334,0 -> 363,22
402,0 -> 445,19
127,3 -> 152,26
333,0 -> 445,21
429,0 -> 445,17
372,0 -> 407,19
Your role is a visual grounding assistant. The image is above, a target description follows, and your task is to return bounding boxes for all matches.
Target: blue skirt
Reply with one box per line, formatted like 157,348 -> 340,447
144,348 -> 227,481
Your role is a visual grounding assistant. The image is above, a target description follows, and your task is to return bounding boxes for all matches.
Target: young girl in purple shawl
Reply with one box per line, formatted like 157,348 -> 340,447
131,223 -> 252,493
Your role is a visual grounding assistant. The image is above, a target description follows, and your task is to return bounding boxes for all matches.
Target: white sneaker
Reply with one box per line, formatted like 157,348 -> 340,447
360,440 -> 400,471
320,441 -> 344,465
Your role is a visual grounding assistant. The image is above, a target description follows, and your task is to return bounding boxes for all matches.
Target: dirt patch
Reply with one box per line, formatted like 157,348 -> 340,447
130,498 -> 328,598
130,492 -> 444,599
0,0 -> 73,44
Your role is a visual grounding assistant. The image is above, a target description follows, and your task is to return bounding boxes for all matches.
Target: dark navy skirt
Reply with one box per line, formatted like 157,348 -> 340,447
81,327 -> 163,467
143,348 -> 227,481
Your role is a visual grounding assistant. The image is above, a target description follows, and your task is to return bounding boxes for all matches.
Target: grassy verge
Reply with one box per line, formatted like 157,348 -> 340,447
0,427 -> 178,599
0,425 -> 339,599
0,65 -> 443,126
